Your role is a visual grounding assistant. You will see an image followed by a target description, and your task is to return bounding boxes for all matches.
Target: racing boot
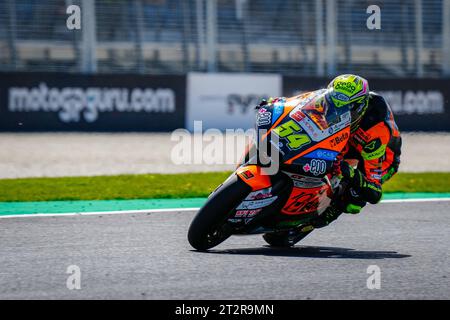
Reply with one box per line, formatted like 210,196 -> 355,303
311,205 -> 343,229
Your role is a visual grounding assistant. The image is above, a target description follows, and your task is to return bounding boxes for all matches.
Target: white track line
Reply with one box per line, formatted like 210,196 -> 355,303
0,207 -> 199,219
0,198 -> 449,219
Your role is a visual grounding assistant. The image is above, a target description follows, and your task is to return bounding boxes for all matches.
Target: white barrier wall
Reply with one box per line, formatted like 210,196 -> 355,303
186,72 -> 282,131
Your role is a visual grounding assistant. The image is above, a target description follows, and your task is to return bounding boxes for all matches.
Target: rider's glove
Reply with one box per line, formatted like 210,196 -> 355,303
255,97 -> 277,110
340,160 -> 383,205
256,99 -> 268,109
340,160 -> 354,180
340,161 -> 363,189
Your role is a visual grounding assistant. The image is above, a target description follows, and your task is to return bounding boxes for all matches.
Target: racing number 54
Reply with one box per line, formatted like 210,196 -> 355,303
273,119 -> 311,150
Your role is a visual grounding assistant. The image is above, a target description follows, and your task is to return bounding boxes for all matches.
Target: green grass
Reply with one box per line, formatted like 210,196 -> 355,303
0,172 -> 449,202
0,172 -> 232,202
380,172 -> 450,193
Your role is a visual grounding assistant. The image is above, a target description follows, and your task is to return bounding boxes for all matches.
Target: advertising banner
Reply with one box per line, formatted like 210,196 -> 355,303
186,72 -> 282,131
283,76 -> 450,131
0,72 -> 186,131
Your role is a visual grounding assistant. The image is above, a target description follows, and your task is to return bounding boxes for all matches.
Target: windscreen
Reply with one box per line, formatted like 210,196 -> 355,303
300,90 -> 352,131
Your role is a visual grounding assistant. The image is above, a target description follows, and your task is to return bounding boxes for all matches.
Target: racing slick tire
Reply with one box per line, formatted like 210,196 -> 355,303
188,174 -> 251,251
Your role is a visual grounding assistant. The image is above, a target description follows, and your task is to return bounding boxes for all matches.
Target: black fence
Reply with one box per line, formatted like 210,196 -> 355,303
1,72 -> 449,132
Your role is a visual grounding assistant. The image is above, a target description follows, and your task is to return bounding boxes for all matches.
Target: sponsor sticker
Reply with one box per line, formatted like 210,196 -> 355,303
303,149 -> 338,161
302,159 -> 327,176
236,196 -> 278,210
329,131 -> 349,148
241,170 -> 254,179
256,111 -> 272,126
332,91 -> 351,101
245,187 -> 273,201
282,188 -> 327,215
290,110 -> 305,122
291,105 -> 351,142
334,81 -> 357,95
284,172 -> 325,188
234,209 -> 262,218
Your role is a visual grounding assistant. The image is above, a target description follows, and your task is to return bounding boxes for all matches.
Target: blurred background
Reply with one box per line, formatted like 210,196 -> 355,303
0,0 -> 449,178
1,0 -> 449,76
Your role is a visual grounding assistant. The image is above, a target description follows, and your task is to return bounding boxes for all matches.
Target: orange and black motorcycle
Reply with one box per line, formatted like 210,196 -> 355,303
188,90 -> 356,251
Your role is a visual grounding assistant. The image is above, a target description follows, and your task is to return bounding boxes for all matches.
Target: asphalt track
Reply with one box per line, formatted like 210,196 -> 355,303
0,201 -> 449,300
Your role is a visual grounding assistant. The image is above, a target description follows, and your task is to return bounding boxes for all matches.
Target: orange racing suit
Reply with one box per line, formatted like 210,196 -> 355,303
341,91 -> 402,207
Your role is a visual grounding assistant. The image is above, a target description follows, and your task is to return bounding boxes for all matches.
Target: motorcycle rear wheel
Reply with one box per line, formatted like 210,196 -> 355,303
187,174 -> 251,251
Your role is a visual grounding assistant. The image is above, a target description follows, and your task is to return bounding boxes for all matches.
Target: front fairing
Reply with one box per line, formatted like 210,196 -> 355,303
255,91 -> 352,178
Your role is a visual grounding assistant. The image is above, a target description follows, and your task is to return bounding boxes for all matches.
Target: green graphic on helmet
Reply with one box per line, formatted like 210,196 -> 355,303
327,74 -> 369,108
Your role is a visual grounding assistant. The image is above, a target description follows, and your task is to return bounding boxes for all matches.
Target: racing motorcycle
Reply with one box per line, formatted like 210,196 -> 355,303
187,90 -> 355,251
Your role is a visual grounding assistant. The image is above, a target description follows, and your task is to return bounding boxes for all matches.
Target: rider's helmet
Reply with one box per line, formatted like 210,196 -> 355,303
325,74 -> 370,131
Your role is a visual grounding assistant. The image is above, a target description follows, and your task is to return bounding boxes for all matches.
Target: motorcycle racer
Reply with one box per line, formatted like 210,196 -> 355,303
254,74 -> 401,232
306,74 -> 402,228
240,74 -> 402,246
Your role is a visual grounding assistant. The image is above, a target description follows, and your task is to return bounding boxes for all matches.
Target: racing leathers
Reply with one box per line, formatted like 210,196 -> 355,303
312,91 -> 402,227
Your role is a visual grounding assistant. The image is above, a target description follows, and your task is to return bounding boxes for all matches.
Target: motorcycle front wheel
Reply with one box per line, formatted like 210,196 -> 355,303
187,174 -> 251,251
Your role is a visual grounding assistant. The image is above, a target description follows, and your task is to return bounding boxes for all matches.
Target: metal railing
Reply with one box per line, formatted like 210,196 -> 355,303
0,0 -> 449,78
